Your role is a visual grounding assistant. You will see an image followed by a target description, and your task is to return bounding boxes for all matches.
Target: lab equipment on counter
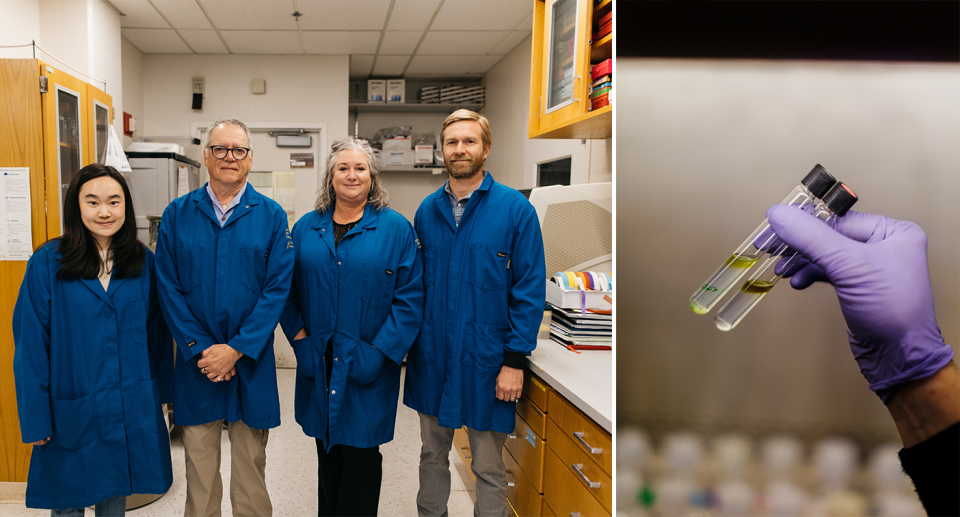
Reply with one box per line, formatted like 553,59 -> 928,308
125,151 -> 201,244
690,165 -> 836,315
715,182 -> 858,331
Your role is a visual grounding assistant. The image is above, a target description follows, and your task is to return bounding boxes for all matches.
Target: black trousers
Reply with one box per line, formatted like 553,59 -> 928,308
316,440 -> 383,516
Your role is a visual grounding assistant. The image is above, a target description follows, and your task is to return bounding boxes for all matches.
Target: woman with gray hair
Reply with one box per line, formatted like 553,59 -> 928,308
279,137 -> 424,515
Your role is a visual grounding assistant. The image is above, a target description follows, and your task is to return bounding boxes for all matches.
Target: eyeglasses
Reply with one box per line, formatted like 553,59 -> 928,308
208,145 -> 250,160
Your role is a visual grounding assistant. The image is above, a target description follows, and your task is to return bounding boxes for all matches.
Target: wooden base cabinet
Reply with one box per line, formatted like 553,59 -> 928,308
503,371 -> 611,516
543,392 -> 612,516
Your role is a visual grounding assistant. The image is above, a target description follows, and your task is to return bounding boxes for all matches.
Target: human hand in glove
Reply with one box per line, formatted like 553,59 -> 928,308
766,205 -> 955,404
768,205 -> 958,452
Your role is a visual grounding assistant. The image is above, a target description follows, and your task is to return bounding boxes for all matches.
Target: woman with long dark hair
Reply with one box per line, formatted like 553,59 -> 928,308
13,164 -> 173,516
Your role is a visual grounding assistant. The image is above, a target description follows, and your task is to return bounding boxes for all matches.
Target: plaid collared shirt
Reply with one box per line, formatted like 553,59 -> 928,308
443,172 -> 486,226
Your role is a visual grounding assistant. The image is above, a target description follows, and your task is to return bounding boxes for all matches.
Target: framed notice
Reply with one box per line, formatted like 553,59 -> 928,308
1,167 -> 34,260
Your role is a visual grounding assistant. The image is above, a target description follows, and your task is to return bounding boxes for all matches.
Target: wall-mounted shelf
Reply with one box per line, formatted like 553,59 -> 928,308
349,101 -> 483,114
381,165 -> 446,175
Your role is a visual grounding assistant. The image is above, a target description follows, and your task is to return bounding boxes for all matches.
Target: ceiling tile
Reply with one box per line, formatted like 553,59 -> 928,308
296,0 -> 392,30
490,30 -> 528,55
405,54 -> 482,76
418,31 -> 509,55
380,31 -> 423,55
513,11 -> 533,31
470,54 -> 505,74
301,31 -> 381,54
350,55 -> 375,78
372,55 -> 411,76
199,0 -> 297,30
220,30 -> 301,54
431,0 -> 533,31
151,0 -> 213,30
179,30 -> 228,53
121,28 -> 192,53
113,0 -> 169,28
386,0 -> 441,30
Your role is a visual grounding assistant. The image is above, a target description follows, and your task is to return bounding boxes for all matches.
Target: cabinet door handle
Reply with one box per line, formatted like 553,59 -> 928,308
508,434 -> 517,439
460,446 -> 471,459
572,463 -> 601,488
570,513 -> 581,517
574,431 -> 602,454
507,481 -> 515,487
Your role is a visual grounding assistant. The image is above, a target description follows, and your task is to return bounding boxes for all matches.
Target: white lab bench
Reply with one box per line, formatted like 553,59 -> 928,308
527,339 -> 612,433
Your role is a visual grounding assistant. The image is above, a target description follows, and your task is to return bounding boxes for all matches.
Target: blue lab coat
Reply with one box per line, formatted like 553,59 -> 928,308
13,242 -> 173,510
403,173 -> 546,433
155,184 -> 293,429
279,205 -> 424,449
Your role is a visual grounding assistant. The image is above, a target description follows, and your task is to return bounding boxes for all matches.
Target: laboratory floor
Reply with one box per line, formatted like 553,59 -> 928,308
2,367 -> 477,516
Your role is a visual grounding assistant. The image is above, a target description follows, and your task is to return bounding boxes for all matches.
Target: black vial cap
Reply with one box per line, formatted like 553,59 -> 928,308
822,182 -> 858,217
801,164 -> 837,199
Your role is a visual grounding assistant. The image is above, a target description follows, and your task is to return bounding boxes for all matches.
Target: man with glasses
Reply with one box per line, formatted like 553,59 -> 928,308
156,119 -> 293,517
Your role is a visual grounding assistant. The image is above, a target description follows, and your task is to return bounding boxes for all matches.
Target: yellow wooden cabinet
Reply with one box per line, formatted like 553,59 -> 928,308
0,58 -> 111,483
529,0 -> 613,139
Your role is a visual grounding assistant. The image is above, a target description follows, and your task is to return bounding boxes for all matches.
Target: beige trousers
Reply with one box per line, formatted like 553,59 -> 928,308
182,419 -> 272,517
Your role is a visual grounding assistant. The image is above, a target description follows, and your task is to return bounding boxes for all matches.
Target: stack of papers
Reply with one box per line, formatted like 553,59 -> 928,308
548,304 -> 612,350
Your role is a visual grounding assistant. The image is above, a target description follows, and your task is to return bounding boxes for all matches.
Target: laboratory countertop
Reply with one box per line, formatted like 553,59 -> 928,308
527,339 -> 612,433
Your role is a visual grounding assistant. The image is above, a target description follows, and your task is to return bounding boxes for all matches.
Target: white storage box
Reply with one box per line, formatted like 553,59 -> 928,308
387,79 -> 405,103
545,279 -> 612,311
367,80 -> 386,103
382,137 -> 411,150
415,145 -> 434,164
381,150 -> 415,166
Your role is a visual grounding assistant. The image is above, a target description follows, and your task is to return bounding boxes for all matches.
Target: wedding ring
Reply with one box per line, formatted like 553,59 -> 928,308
217,376 -> 223,381
203,367 -> 209,374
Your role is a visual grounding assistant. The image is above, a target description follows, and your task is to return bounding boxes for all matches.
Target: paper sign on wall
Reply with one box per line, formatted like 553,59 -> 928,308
1,167 -> 34,260
290,153 -> 314,168
178,165 -> 190,197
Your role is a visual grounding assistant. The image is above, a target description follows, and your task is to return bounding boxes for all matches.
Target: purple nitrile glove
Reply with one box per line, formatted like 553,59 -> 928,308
766,205 -> 955,403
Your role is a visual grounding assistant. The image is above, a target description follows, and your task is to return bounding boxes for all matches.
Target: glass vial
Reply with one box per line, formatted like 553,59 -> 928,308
715,182 -> 858,331
690,165 -> 837,314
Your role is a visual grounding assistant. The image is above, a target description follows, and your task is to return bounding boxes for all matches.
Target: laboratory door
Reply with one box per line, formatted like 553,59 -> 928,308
249,129 -> 322,367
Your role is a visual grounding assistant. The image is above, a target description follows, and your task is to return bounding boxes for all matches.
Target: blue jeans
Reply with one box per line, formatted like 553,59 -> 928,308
51,495 -> 126,517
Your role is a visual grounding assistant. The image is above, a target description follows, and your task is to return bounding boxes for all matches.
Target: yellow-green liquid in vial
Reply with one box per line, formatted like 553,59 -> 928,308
715,280 -> 776,331
689,254 -> 760,314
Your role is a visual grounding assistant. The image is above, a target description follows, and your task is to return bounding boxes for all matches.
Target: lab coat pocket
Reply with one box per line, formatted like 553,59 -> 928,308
292,334 -> 317,379
462,321 -> 507,376
49,393 -> 98,450
126,301 -> 147,345
136,376 -> 162,432
469,245 -> 508,292
240,247 -> 269,293
175,247 -> 204,293
360,263 -> 395,310
348,338 -> 387,386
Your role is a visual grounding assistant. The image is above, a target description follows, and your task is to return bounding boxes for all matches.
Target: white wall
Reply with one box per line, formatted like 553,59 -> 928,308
120,37 -> 144,148
141,53 -> 349,155
617,59 -> 960,442
0,0 -> 41,57
0,0 -> 124,140
483,34 -> 612,188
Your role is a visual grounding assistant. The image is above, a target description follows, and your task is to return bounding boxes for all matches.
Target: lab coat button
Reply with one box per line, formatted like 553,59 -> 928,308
338,261 -> 341,265
334,357 -> 338,361
331,390 -> 336,395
